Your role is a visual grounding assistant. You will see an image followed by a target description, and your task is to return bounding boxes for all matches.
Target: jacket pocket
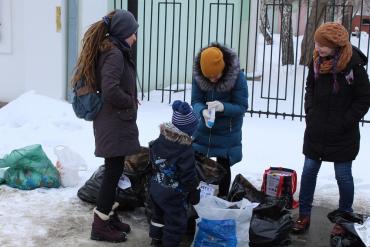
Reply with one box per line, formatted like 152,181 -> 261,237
117,108 -> 136,121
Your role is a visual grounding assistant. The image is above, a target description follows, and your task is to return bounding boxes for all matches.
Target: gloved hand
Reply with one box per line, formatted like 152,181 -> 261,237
206,101 -> 224,112
188,189 -> 200,205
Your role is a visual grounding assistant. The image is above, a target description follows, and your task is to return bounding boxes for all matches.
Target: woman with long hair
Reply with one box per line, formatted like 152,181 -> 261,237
72,9 -> 140,242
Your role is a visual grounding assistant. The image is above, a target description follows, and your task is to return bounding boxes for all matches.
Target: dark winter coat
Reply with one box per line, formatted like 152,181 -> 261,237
191,43 -> 249,166
93,40 -> 140,158
303,47 -> 370,162
149,123 -> 199,193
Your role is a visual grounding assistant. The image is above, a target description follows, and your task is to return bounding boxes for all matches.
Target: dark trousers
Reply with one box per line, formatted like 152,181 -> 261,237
217,157 -> 231,197
149,182 -> 187,247
96,156 -> 125,215
299,156 -> 354,216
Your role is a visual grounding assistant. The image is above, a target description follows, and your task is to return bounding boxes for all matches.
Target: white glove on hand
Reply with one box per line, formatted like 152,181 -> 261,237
206,101 -> 224,112
202,109 -> 212,128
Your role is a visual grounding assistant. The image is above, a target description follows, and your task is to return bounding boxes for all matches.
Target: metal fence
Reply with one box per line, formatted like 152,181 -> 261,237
115,0 -> 370,124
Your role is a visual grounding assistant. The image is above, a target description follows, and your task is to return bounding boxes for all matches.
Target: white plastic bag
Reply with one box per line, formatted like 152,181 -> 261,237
193,196 -> 258,247
54,145 -> 87,187
354,217 -> 370,246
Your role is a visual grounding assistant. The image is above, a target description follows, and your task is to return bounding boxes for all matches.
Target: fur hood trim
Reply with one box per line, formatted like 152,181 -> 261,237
160,123 -> 192,145
193,42 -> 240,92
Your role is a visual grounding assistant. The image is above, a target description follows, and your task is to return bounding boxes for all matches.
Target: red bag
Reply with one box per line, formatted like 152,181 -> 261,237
261,167 -> 298,209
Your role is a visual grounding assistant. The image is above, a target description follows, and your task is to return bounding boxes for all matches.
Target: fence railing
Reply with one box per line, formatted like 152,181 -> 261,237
115,0 -> 370,124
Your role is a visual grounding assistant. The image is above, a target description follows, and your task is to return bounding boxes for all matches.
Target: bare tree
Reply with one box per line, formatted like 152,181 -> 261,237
280,0 -> 294,65
259,0 -> 295,65
299,0 -> 334,65
259,0 -> 273,45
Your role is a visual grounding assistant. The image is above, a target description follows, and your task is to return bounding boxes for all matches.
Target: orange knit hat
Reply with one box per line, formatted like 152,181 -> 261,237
200,47 -> 225,78
314,22 -> 350,48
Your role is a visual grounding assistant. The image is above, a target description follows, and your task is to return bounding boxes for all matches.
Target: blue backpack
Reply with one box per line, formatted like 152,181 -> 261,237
72,80 -> 103,121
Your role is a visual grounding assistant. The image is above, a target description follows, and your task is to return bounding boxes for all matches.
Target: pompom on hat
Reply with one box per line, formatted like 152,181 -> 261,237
171,100 -> 199,136
314,22 -> 350,49
200,47 -> 225,78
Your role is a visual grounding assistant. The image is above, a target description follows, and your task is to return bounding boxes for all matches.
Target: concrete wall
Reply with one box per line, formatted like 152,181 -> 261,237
0,0 -> 109,102
78,0 -> 109,50
0,0 -> 67,102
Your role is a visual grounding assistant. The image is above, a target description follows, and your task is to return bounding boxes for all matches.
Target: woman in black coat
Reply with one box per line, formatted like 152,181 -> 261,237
72,10 -> 140,242
292,22 -> 370,234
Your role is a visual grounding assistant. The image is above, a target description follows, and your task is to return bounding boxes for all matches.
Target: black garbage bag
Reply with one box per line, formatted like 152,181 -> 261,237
249,210 -> 293,247
194,152 -> 226,184
228,174 -> 266,203
77,165 -> 104,204
77,147 -> 151,211
227,174 -> 293,247
328,209 -> 367,247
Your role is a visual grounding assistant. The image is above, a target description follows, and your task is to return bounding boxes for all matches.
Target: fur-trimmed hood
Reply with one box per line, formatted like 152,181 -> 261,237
193,43 -> 240,92
159,123 -> 192,145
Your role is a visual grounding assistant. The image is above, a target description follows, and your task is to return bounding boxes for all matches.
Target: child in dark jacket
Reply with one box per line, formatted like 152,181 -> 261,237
149,100 -> 200,247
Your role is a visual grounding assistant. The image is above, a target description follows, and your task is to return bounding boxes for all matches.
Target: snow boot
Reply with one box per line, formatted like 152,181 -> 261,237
291,215 -> 310,234
91,208 -> 127,242
109,202 -> 131,233
150,238 -> 163,246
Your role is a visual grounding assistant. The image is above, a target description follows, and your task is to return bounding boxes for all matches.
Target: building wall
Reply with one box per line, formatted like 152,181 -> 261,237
78,0 -> 109,50
0,0 -> 109,102
0,0 -> 68,102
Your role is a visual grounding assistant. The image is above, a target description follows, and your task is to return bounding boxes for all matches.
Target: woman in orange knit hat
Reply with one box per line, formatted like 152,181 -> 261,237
292,22 -> 370,234
191,43 -> 248,197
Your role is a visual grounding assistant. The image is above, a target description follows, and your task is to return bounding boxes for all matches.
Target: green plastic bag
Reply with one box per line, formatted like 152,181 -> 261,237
0,144 -> 61,190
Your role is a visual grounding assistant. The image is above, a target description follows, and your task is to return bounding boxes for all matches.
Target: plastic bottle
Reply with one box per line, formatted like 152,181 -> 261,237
207,107 -> 216,128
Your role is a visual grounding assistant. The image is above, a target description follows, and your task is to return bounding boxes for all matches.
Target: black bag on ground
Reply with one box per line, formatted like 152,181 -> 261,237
194,152 -> 226,184
228,174 -> 293,247
77,147 -> 151,211
328,209 -> 367,247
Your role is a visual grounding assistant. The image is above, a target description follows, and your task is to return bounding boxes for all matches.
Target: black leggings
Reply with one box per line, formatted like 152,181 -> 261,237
217,157 -> 231,197
96,156 -> 125,215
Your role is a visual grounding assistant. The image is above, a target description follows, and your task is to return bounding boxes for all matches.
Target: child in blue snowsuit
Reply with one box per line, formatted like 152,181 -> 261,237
149,100 -> 200,247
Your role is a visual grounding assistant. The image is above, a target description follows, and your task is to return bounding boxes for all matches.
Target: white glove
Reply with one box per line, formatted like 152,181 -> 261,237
206,101 -> 224,112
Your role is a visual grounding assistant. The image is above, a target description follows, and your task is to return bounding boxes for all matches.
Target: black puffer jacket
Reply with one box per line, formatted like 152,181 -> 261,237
303,47 -> 370,162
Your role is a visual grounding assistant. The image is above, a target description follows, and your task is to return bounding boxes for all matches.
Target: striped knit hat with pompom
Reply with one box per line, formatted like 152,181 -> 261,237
172,100 -> 199,136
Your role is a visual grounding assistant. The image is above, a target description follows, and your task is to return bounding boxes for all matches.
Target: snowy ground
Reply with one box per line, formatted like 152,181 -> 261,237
0,32 -> 369,247
0,90 -> 369,247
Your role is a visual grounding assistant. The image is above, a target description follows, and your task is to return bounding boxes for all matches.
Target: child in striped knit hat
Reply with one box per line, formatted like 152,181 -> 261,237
292,22 -> 370,236
148,100 -> 200,247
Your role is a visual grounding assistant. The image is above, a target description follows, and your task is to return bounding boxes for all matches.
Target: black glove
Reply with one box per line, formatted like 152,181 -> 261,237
188,189 -> 200,205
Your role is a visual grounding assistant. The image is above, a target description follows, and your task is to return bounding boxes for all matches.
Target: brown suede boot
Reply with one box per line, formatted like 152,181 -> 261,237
91,208 -> 127,242
109,202 -> 131,233
291,215 -> 310,234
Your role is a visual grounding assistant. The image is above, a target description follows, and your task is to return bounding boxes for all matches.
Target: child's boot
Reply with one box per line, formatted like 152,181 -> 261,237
150,238 -> 163,246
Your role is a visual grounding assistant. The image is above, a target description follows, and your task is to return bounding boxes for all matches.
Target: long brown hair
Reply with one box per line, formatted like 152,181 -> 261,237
71,11 -> 116,90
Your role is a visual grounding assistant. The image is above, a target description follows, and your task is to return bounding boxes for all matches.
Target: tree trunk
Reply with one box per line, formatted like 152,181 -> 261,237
259,0 -> 273,45
280,0 -> 294,65
299,0 -> 332,66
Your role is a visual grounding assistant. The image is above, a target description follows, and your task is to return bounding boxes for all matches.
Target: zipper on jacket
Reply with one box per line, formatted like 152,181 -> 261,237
206,89 -> 215,157
229,119 -> 232,132
206,128 -> 212,157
